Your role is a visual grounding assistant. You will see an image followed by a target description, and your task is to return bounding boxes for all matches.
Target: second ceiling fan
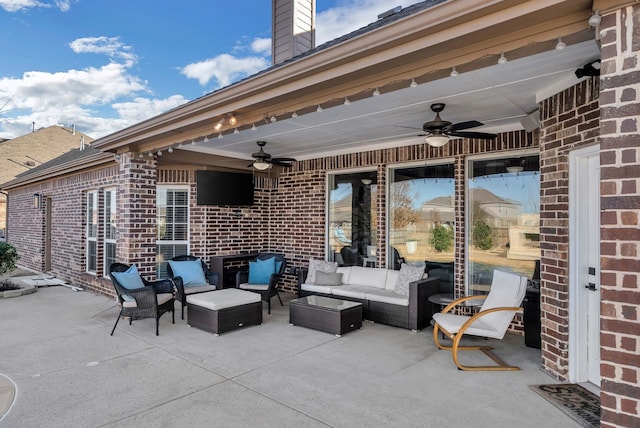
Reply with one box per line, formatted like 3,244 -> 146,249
417,103 -> 497,147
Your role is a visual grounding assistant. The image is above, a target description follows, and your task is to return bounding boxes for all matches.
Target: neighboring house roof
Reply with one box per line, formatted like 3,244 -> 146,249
1,145 -> 108,190
0,125 -> 94,190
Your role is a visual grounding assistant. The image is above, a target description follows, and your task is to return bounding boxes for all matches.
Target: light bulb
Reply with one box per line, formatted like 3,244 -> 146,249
450,67 -> 459,77
498,53 -> 507,64
555,38 -> 566,50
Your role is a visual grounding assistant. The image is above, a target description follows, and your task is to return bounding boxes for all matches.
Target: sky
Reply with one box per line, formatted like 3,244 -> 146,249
0,0 -> 419,140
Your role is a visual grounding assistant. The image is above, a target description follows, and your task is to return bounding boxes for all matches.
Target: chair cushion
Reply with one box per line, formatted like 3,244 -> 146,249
331,285 -> 370,300
248,257 -> 276,283
307,258 -> 337,284
394,263 -> 424,296
112,265 -> 145,290
183,285 -> 216,295
301,283 -> 338,295
122,292 -> 173,308
432,312 -> 504,339
315,271 -> 343,286
168,259 -> 207,287
238,283 -> 269,291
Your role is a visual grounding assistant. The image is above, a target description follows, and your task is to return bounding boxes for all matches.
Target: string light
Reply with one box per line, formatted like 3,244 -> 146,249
316,105 -> 323,112
373,88 -> 380,96
167,147 -> 174,153
498,53 -> 508,64
291,111 -> 298,118
450,67 -> 459,77
251,123 -> 257,130
555,38 -> 566,50
410,78 -> 418,88
343,97 -> 351,105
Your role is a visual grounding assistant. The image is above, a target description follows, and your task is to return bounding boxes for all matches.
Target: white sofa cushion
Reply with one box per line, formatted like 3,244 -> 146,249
336,266 -> 351,284
385,270 -> 400,290
365,290 -> 410,306
331,285 -> 371,300
347,266 -> 388,289
301,283 -> 339,295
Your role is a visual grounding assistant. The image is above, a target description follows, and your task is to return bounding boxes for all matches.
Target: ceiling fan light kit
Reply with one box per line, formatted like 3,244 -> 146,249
425,134 -> 450,147
253,161 -> 272,170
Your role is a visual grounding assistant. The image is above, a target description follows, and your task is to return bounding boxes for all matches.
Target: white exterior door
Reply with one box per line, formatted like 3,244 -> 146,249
569,145 -> 601,387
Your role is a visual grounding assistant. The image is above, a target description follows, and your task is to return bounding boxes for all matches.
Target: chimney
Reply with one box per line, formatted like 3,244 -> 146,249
72,124 -> 76,135
272,0 -> 315,65
80,135 -> 85,150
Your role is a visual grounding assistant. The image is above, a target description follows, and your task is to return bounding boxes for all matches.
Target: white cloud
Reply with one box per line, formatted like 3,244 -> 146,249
69,36 -> 138,67
180,53 -> 269,88
251,37 -> 272,56
316,0 -> 417,45
0,0 -> 73,12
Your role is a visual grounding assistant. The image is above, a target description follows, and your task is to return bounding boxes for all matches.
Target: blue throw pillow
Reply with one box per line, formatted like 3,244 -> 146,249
112,264 -> 145,290
168,259 -> 207,287
248,257 -> 276,284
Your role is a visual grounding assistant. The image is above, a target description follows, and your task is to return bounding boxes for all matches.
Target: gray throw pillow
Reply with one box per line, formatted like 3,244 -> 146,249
394,263 -> 425,296
315,271 -> 343,286
306,258 -> 338,284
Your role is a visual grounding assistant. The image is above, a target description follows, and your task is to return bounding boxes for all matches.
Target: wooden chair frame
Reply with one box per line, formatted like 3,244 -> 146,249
432,295 -> 524,371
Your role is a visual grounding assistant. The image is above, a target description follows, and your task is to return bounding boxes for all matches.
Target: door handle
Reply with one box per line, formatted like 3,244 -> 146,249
584,283 -> 597,291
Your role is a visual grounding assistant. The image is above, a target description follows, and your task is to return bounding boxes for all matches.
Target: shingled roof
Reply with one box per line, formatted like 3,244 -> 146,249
0,125 -> 95,189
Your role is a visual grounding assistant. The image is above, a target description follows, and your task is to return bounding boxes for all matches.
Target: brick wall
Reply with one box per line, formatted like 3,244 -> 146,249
7,163 -> 120,296
598,6 -> 640,428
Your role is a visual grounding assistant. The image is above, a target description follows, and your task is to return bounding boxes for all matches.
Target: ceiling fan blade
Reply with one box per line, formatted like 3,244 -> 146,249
448,131 -> 496,139
448,120 -> 484,132
394,125 -> 422,130
271,157 -> 296,162
271,159 -> 293,167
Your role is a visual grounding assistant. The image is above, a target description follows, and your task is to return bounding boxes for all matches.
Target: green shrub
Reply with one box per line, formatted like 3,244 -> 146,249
0,242 -> 19,276
430,224 -> 454,252
472,219 -> 493,250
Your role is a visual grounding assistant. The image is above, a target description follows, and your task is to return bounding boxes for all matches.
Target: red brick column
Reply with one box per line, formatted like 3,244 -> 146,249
598,5 -> 640,428
116,152 -> 158,277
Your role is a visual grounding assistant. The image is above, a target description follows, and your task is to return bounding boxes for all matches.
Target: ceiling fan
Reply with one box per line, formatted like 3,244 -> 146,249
250,141 -> 296,170
414,103 -> 497,147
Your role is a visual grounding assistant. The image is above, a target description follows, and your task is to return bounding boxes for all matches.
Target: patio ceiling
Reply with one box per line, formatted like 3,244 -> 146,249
169,39 -> 600,169
91,0 -> 602,173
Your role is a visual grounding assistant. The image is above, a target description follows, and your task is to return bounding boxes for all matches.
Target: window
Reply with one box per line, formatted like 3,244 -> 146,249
466,153 -> 540,293
86,190 -> 98,273
103,188 -> 117,277
327,171 -> 377,267
388,162 -> 455,269
156,186 -> 189,278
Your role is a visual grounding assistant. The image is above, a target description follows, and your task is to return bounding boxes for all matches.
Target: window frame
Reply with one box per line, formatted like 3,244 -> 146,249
386,158 -> 456,268
464,148 -> 540,294
325,168 -> 378,263
86,190 -> 98,274
156,185 -> 190,278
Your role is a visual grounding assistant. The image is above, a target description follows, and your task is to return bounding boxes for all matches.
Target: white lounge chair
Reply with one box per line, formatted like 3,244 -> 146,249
432,269 -> 529,371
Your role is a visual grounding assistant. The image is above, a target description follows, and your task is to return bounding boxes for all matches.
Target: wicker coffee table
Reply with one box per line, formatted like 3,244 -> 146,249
289,295 -> 362,337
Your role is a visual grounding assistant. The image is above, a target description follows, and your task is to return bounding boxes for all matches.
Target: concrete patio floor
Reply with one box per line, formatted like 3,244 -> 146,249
0,285 -> 583,427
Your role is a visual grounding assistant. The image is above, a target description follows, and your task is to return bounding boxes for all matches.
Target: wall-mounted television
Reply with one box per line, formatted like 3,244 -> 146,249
196,170 -> 254,206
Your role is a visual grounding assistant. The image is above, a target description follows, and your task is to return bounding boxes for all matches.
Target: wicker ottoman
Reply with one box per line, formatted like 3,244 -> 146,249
186,289 -> 262,335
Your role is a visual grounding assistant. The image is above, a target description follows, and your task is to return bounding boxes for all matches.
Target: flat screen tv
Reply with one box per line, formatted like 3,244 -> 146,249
196,170 -> 254,206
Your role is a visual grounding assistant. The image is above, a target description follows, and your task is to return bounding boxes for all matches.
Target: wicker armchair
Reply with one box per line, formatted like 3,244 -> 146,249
167,255 -> 219,319
236,253 -> 286,314
109,263 -> 175,336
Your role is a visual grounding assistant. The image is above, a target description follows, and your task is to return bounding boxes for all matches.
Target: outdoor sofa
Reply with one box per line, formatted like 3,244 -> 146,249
297,262 -> 442,331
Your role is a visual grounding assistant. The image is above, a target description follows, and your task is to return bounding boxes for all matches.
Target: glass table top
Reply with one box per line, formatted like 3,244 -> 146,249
291,295 -> 362,311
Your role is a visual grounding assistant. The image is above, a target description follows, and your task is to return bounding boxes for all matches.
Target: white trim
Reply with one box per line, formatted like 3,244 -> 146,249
155,185 -> 191,262
86,190 -> 98,274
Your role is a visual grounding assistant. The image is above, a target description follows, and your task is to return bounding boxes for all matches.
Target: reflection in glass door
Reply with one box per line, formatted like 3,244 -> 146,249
467,154 -> 540,294
388,162 -> 455,275
328,171 -> 377,266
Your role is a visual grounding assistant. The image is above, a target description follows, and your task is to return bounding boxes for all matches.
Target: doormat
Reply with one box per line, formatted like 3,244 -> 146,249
530,384 -> 600,428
